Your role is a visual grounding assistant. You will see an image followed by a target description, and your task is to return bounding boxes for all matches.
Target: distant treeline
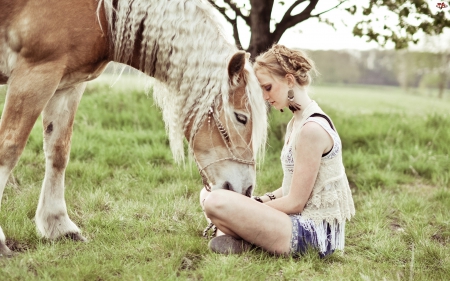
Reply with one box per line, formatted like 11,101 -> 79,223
307,49 -> 449,97
103,49 -> 449,98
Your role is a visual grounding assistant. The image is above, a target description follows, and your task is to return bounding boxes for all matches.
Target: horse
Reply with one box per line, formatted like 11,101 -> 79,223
0,0 -> 268,256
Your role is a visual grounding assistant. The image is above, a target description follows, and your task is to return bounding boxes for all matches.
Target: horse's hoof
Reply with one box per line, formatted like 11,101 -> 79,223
64,232 -> 87,242
0,242 -> 13,258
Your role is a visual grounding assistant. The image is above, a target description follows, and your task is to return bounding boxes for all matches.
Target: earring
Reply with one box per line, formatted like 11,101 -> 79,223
287,89 -> 301,112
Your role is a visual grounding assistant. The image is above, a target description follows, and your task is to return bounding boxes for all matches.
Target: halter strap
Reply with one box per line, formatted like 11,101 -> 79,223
192,104 -> 255,192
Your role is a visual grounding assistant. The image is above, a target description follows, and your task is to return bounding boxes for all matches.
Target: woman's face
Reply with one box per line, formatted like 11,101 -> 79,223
255,70 -> 289,111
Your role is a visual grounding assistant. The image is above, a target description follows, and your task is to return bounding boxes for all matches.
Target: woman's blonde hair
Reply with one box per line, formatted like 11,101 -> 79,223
254,44 -> 317,86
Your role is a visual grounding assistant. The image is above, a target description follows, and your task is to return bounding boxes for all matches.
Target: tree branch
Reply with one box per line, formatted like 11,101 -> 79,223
223,0 -> 250,25
230,18 -> 243,49
284,0 -> 308,18
311,0 -> 348,18
273,0 -> 319,41
273,0 -> 349,42
208,0 -> 244,48
207,0 -> 234,24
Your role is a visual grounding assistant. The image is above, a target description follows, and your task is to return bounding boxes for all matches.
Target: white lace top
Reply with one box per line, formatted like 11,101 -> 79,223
278,101 -> 355,253
281,115 -> 342,196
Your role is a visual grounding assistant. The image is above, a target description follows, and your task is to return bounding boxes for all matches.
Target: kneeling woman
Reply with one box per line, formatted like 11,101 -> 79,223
200,44 -> 355,257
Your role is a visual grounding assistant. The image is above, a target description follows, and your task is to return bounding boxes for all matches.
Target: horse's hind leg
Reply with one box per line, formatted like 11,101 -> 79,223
0,62 -> 63,256
35,82 -> 86,241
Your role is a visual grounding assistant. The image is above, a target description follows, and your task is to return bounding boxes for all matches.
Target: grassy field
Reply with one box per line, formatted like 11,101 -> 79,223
0,76 -> 449,280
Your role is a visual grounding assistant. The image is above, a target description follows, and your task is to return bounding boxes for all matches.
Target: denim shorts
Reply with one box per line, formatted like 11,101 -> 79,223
289,215 -> 335,258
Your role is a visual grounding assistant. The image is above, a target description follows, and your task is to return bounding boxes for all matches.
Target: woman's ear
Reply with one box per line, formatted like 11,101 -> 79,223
285,74 -> 295,87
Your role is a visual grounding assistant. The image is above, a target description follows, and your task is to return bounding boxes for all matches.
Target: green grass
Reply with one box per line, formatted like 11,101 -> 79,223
0,78 -> 449,280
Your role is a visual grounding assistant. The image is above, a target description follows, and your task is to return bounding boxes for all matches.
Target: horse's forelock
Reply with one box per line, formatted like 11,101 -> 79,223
222,64 -> 267,163
243,62 -> 268,163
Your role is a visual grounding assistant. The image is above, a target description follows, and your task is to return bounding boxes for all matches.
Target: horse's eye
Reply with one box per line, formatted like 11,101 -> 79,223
234,113 -> 247,125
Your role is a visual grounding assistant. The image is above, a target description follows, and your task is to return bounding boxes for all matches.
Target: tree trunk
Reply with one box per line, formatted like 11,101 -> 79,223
438,53 -> 450,99
247,0 -> 274,58
438,80 -> 444,99
437,70 -> 447,99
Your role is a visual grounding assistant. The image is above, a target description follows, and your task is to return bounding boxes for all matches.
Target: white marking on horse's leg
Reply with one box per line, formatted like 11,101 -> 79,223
0,226 -> 12,257
0,61 -> 64,254
35,83 -> 86,241
0,166 -> 10,209
0,226 -> 5,242
0,167 -> 11,255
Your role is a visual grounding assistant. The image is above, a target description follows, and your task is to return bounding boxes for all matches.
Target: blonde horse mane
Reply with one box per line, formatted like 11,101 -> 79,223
100,0 -> 267,164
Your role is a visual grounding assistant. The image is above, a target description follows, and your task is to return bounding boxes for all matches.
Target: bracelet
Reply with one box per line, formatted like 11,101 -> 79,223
253,196 -> 263,203
265,192 -> 276,201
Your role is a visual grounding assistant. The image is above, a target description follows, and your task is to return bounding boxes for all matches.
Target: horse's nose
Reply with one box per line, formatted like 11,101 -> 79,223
222,181 -> 234,191
222,182 -> 252,197
245,185 -> 253,197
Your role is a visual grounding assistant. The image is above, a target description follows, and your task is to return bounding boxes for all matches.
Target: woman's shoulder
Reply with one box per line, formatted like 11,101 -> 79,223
298,121 -> 328,138
294,121 -> 331,149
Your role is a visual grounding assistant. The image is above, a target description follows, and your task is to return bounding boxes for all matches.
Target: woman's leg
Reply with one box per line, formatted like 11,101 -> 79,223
199,187 -> 225,236
203,189 -> 292,255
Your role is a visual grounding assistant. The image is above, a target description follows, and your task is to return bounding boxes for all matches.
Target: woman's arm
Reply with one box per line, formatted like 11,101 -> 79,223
265,121 -> 333,214
255,187 -> 283,203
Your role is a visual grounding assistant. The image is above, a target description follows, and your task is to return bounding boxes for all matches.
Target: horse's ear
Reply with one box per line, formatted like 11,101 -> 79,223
228,51 -> 246,84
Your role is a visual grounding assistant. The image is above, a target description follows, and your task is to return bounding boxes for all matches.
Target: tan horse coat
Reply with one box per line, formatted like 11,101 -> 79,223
0,0 -> 267,256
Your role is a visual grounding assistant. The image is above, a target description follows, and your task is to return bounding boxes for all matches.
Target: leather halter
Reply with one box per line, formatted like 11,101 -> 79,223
192,104 -> 255,192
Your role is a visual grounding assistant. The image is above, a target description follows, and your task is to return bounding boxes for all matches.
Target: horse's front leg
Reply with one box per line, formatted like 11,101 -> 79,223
0,61 -> 64,256
35,82 -> 86,241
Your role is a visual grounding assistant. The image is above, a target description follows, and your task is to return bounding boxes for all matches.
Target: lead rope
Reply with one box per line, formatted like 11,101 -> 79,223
202,222 -> 217,239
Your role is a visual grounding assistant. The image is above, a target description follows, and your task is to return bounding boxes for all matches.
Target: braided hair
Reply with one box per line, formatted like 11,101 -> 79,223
254,44 -> 317,86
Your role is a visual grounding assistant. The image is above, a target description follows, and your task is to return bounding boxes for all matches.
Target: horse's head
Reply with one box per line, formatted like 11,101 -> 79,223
188,51 -> 267,197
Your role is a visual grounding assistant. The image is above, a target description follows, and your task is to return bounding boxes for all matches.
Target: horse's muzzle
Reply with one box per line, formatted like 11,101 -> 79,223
222,181 -> 253,197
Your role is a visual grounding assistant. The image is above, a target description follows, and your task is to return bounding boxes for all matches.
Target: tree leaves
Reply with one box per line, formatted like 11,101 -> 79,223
209,0 -> 450,55
353,0 -> 450,49
345,5 -> 357,15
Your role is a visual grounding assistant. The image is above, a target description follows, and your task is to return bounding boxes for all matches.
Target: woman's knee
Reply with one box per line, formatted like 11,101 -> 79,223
203,190 -> 232,219
199,187 -> 210,205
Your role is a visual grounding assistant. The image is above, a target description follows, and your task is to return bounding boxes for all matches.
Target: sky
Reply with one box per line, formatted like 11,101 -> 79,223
216,0 -> 450,51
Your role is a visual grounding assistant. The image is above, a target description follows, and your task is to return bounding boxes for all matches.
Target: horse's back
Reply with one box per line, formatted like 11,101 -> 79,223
0,0 -> 26,82
0,0 -> 28,23
0,0 -> 109,86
